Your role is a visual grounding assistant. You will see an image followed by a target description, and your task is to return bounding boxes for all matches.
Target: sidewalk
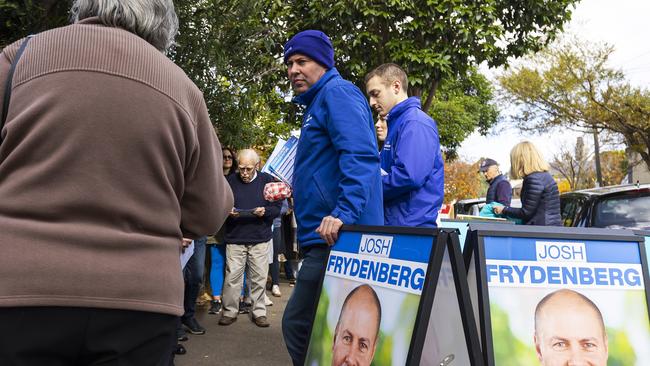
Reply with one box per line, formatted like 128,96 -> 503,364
175,281 -> 294,366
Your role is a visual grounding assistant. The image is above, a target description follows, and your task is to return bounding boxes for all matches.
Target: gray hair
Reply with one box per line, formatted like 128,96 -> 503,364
70,0 -> 179,52
237,149 -> 260,165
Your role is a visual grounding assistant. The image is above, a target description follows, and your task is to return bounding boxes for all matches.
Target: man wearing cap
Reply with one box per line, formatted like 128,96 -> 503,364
281,29 -> 383,365
479,158 -> 512,206
365,63 -> 444,227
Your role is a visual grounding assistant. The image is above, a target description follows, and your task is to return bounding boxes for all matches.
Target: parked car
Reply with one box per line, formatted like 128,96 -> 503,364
454,198 -> 486,217
453,197 -> 521,218
560,183 -> 650,230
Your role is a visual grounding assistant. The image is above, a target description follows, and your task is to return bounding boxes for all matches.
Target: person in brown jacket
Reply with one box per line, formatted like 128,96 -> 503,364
0,0 -> 233,365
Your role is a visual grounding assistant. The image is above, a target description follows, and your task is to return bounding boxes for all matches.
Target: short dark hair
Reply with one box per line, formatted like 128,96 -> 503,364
365,63 -> 408,91
534,289 -> 606,337
336,284 -> 382,340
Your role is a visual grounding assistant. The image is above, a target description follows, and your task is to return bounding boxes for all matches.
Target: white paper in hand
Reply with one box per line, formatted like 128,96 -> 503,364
180,241 -> 195,269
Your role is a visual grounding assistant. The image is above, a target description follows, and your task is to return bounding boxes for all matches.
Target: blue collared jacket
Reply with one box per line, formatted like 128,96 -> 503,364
381,97 -> 444,227
292,68 -> 384,247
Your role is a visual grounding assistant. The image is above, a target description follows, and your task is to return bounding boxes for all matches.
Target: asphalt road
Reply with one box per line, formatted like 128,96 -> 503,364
174,281 -> 294,366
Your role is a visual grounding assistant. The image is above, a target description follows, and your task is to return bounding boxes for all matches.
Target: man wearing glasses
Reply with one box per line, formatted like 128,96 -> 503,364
218,149 -> 282,328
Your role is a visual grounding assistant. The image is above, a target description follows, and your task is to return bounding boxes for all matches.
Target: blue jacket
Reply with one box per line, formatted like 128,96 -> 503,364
381,97 -> 444,227
292,68 -> 383,247
503,171 -> 561,226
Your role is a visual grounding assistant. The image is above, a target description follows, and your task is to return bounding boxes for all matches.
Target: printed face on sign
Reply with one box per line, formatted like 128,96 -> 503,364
534,290 -> 608,366
332,285 -> 381,366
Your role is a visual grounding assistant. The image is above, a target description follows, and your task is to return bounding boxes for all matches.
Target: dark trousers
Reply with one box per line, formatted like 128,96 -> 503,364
0,306 -> 177,366
281,244 -> 329,366
182,236 -> 207,321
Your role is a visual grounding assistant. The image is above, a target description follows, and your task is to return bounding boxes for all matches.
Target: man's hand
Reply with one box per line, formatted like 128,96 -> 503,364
229,208 -> 239,218
253,207 -> 265,217
316,216 -> 343,246
181,238 -> 192,253
493,205 -> 505,215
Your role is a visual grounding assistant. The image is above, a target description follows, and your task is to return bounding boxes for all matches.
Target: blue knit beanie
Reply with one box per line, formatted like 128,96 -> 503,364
283,30 -> 335,70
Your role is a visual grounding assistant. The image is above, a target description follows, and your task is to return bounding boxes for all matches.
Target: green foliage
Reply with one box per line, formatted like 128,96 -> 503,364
274,0 -> 578,106
305,287 -> 333,365
168,0 -> 295,151
499,38 -> 650,171
433,68 -> 498,156
0,0 -> 69,47
489,304 -> 539,365
271,0 -> 576,157
606,327 -> 637,366
2,0 -> 578,156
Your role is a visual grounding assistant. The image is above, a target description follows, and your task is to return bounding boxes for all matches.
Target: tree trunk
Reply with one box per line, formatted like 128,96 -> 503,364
422,78 -> 440,114
592,127 -> 603,187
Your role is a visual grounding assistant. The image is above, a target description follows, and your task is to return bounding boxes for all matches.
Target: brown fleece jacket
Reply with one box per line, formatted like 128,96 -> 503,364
0,18 -> 233,316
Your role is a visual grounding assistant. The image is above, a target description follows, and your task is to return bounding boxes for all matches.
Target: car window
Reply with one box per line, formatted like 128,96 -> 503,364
561,196 -> 578,226
593,193 -> 650,229
572,197 -> 588,226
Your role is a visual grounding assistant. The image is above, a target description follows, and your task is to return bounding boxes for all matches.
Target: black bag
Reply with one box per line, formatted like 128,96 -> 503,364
1,35 -> 33,144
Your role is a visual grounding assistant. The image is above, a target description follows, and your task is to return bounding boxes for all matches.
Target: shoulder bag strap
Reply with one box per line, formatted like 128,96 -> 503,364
1,35 -> 34,144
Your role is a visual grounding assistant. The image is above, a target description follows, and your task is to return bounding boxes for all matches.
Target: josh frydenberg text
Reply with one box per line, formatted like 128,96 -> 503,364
327,234 -> 427,295
486,241 -> 645,289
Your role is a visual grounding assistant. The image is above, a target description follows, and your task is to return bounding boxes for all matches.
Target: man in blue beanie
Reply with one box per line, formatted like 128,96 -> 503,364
281,30 -> 383,365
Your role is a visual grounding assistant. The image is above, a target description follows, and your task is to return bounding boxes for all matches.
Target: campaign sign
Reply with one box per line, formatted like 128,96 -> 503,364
304,226 -> 481,366
465,224 -> 650,366
441,218 -> 513,251
635,230 -> 650,273
416,229 -> 483,366
441,219 -> 470,251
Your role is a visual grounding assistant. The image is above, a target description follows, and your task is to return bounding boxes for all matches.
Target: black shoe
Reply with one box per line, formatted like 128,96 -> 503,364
253,316 -> 270,328
218,315 -> 237,326
208,300 -> 222,314
173,344 -> 187,355
182,317 -> 206,335
238,301 -> 252,314
176,328 -> 188,342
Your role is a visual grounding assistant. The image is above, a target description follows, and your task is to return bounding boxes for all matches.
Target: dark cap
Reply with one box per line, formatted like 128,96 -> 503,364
479,158 -> 498,172
283,30 -> 335,70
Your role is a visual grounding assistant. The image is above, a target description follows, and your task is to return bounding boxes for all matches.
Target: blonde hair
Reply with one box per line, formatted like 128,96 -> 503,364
509,141 -> 549,179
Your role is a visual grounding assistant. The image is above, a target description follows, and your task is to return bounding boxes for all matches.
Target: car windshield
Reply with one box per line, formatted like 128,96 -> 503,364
593,193 -> 650,230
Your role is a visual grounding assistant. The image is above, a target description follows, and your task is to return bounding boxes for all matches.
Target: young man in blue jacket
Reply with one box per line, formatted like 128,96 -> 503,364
365,63 -> 445,227
281,30 -> 384,365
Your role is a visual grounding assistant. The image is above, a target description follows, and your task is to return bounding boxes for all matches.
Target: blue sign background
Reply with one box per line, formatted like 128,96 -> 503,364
334,231 -> 434,264
484,236 -> 641,264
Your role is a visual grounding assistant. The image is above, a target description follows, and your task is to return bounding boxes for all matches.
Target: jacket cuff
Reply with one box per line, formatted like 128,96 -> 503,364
331,208 -> 354,225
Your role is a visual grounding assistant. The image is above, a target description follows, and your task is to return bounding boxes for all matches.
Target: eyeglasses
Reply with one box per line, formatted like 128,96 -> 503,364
239,166 -> 256,173
223,155 -> 233,160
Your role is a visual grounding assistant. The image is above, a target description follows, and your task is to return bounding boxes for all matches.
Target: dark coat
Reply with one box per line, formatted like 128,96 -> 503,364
486,174 -> 512,206
503,172 -> 561,226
